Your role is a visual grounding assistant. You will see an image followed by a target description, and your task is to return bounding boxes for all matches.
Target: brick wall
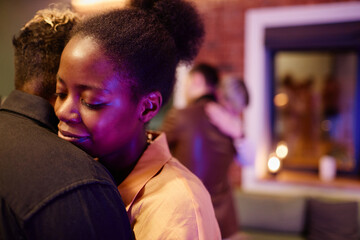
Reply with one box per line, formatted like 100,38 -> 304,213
191,0 -> 357,78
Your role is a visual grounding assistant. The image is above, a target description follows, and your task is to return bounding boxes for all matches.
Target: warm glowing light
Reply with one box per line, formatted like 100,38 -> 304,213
72,0 -> 128,13
72,0 -> 126,6
74,0 -> 100,4
274,93 -> 288,107
276,142 -> 288,159
268,156 -> 281,173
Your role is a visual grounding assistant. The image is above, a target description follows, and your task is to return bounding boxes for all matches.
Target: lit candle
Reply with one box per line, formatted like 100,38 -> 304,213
268,155 -> 281,174
319,155 -> 336,182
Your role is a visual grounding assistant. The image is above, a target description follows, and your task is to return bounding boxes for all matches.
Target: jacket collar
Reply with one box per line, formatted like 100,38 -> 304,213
0,90 -> 58,133
117,131 -> 172,208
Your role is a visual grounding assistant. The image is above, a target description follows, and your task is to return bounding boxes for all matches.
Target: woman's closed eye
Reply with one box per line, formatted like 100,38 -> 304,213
81,99 -> 107,110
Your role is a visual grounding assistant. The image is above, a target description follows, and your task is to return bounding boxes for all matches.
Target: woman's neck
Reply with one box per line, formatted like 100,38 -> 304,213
99,130 -> 149,185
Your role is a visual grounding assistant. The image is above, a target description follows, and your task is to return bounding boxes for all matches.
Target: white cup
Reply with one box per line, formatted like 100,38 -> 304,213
319,155 -> 337,182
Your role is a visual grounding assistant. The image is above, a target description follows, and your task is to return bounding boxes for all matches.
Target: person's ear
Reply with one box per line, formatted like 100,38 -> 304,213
138,91 -> 162,123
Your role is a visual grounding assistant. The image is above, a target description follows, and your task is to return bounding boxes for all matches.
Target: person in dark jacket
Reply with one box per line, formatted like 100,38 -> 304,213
161,63 -> 240,238
0,6 -> 133,240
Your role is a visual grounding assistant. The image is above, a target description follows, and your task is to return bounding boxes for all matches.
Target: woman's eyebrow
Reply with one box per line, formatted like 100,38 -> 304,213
77,84 -> 110,93
56,75 -> 110,93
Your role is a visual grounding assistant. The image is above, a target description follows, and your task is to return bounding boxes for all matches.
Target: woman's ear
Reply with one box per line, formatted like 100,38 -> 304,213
138,91 -> 162,123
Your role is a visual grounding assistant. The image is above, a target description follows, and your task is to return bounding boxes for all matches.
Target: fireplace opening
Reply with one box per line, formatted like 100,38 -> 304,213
272,50 -> 358,173
265,21 -> 360,175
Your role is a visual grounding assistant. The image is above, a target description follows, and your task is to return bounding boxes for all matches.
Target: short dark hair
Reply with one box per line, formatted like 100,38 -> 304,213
12,5 -> 78,100
70,0 -> 204,105
190,63 -> 219,88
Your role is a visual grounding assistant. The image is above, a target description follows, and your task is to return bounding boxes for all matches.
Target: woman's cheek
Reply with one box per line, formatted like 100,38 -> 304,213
80,110 -> 101,130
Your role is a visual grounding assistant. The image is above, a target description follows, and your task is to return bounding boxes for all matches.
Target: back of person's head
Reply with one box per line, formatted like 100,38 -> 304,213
219,76 -> 249,114
70,0 -> 204,105
12,5 -> 79,101
190,63 -> 219,88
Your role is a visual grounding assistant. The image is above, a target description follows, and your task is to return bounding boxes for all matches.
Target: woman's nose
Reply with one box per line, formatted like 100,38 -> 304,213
55,96 -> 81,124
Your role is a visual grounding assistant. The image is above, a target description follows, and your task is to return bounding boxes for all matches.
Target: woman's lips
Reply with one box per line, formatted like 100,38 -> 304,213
58,129 -> 90,143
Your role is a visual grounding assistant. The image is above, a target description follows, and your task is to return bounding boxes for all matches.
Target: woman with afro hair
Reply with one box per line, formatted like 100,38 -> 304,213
54,0 -> 221,239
